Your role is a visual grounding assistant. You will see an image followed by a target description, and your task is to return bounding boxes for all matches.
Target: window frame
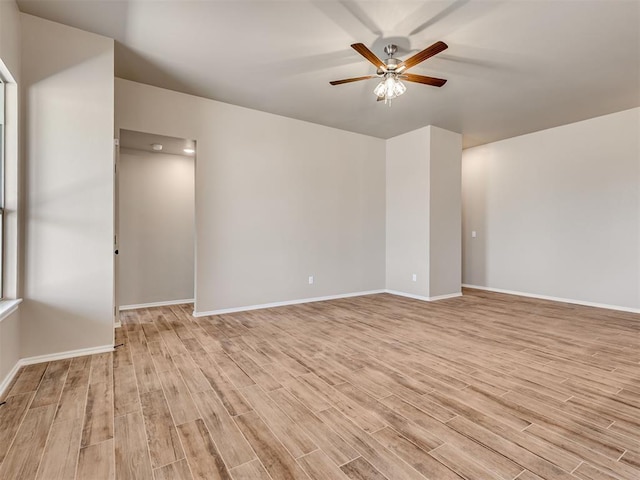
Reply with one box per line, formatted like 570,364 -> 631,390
0,76 -> 5,298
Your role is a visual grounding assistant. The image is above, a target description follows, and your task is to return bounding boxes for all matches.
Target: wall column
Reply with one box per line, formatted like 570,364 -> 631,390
386,125 -> 462,300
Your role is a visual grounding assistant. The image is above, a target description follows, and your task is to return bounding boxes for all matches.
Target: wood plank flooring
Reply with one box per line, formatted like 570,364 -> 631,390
1,288 -> 639,479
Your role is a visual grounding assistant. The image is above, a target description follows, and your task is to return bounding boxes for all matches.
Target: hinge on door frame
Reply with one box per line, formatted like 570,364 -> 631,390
114,138 -> 119,174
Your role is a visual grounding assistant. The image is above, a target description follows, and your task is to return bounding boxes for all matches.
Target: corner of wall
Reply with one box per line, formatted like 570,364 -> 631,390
460,108 -> 640,310
20,13 -> 116,358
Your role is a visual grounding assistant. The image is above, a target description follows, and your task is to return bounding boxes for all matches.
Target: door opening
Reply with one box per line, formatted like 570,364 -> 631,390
115,129 -> 196,322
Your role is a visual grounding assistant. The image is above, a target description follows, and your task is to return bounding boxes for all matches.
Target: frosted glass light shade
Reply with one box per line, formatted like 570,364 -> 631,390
374,81 -> 386,98
373,76 -> 406,100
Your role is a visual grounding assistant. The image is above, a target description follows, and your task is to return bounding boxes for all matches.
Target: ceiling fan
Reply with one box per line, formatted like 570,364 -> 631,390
330,41 -> 448,104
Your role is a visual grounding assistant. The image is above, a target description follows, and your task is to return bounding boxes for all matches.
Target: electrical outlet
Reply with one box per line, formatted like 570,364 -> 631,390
308,275 -> 314,285
412,273 -> 417,282
472,231 -> 477,238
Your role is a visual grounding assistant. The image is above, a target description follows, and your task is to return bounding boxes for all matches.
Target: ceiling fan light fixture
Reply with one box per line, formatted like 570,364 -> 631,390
331,41 -> 448,104
374,75 -> 406,101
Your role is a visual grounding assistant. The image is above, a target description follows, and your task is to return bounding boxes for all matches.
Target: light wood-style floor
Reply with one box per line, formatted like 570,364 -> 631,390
1,289 -> 639,480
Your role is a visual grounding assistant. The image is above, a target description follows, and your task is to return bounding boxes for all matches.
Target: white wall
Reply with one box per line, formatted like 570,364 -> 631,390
118,148 -> 194,306
462,108 -> 640,310
386,127 -> 430,296
115,79 -> 386,314
0,0 -> 20,79
20,14 -> 115,357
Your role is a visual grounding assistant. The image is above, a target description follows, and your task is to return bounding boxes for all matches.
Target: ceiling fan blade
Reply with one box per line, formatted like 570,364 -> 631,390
401,73 -> 447,87
329,75 -> 376,85
351,43 -> 387,71
396,41 -> 448,72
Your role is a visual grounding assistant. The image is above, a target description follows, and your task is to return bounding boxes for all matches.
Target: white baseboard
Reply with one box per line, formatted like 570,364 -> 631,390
193,290 -> 386,316
385,290 -> 431,302
462,284 -> 640,314
19,344 -> 115,366
0,344 -> 114,398
427,292 -> 464,301
195,289 -> 467,316
119,299 -> 194,311
385,290 -> 463,302
0,360 -> 22,398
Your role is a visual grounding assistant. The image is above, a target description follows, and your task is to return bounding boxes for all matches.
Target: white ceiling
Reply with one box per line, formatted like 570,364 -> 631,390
120,129 -> 195,157
17,0 -> 640,148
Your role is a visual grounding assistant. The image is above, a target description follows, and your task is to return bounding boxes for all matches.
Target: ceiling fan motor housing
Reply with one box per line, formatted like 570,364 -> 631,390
384,44 -> 398,56
385,58 -> 400,70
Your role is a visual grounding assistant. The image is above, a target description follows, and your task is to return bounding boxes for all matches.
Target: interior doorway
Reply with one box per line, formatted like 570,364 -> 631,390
115,129 -> 196,320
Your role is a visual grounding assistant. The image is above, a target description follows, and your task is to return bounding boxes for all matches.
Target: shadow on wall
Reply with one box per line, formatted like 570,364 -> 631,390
22,55 -> 114,298
21,13 -> 115,359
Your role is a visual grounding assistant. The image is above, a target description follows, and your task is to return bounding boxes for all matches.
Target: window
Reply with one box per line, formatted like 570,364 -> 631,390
0,62 -> 18,302
0,77 -> 4,297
